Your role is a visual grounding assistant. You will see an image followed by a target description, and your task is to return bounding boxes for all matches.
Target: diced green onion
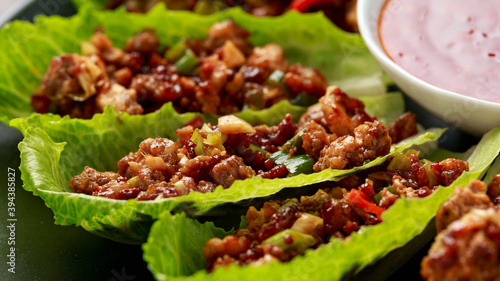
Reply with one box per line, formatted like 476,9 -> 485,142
292,92 -> 319,107
175,49 -> 199,75
387,186 -> 397,195
165,40 -> 188,62
127,176 -> 139,188
201,124 -> 214,133
373,192 -> 382,204
190,129 -> 205,156
287,154 -> 314,176
248,144 -> 269,156
262,229 -> 316,254
270,150 -> 314,176
387,152 -> 411,172
290,213 -> 323,235
267,70 -> 285,86
190,126 -> 226,156
422,159 -> 439,187
282,129 -> 305,152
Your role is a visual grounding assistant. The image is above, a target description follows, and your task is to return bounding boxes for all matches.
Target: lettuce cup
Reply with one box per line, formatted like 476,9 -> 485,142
12,90 -> 441,244
0,5 -> 384,124
142,127 -> 500,280
71,0 -> 359,33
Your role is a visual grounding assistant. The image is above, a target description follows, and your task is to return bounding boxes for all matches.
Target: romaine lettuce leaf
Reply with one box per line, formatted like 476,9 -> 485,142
143,126 -> 500,281
0,4 -> 384,124
359,92 -> 404,127
14,93 -> 424,243
482,155 -> 500,184
72,0 -> 106,9
143,212 -> 232,279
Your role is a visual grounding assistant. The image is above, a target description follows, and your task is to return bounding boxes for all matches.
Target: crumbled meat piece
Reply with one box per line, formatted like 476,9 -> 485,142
135,181 -> 174,200
284,64 -> 327,98
378,187 -> 399,209
114,67 -> 134,86
421,208 -> 500,281
124,29 -> 160,55
95,83 -> 143,114
31,54 -> 108,118
130,69 -> 185,104
69,166 -> 119,195
435,180 -> 494,232
433,158 -> 469,186
298,87 -> 375,136
203,235 -> 251,267
300,121 -> 335,160
179,155 -> 214,178
258,164 -> 288,179
220,40 -> 246,68
246,43 -> 289,72
391,174 -> 436,199
204,19 -> 253,55
243,202 -> 280,235
388,111 -> 418,143
210,155 -> 255,188
195,180 -> 218,193
93,178 -> 139,199
175,125 -> 196,147
224,68 -> 245,101
314,121 -> 391,171
354,120 -> 392,160
199,55 -> 229,92
195,81 -> 221,114
313,134 -> 355,171
487,174 -> 500,204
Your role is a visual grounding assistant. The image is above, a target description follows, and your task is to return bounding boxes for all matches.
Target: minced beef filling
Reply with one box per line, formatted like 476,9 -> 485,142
203,152 -> 468,271
69,88 -> 419,200
31,20 -> 328,118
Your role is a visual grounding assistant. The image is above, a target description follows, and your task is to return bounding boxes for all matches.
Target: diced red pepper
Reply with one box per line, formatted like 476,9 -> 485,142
346,189 -> 386,220
290,0 -> 334,12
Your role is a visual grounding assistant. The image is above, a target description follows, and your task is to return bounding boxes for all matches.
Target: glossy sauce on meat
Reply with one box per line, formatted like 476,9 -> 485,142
31,21 -> 328,118
203,153 -> 469,272
67,88 -> 426,201
379,0 -> 500,102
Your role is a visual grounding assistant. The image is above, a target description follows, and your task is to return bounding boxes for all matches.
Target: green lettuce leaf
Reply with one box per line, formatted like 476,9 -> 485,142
359,92 -> 404,126
143,212 -> 232,279
143,126 -> 500,281
483,155 -> 500,184
72,0 -> 107,9
0,4 -> 384,123
14,93 -> 422,243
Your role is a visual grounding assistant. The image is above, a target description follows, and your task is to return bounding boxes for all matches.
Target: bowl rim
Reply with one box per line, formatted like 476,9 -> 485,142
356,0 -> 500,110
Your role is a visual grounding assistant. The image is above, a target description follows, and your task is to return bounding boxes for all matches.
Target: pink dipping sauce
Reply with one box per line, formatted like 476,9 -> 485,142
379,0 -> 500,103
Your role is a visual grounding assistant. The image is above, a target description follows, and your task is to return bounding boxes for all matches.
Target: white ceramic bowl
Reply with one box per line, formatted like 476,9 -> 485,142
357,0 -> 500,137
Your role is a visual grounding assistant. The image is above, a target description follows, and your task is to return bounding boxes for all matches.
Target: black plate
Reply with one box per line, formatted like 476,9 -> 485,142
0,1 -> 479,280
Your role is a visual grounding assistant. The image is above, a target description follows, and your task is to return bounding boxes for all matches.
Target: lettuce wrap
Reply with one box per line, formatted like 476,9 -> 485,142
12,92 -> 439,244
0,4 -> 385,124
143,126 -> 500,281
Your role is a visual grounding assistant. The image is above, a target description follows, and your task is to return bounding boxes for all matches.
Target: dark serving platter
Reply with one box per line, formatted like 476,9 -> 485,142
0,1 -> 479,280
